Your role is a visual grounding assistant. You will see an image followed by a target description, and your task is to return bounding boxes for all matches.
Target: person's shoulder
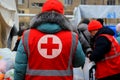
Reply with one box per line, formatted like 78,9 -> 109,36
77,23 -> 88,31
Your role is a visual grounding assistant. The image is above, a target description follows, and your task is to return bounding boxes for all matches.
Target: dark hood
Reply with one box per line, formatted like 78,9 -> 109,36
94,27 -> 115,38
30,11 -> 76,32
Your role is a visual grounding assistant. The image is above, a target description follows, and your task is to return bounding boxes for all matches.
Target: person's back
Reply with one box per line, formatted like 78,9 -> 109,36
23,29 -> 80,80
88,20 -> 120,80
12,29 -> 24,51
14,0 -> 85,80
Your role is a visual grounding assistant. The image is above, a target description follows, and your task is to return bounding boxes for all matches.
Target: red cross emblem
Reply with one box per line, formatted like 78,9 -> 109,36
37,35 -> 62,59
41,37 -> 59,55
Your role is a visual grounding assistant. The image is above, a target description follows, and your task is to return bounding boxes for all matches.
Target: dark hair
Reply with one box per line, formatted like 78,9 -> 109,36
17,30 -> 24,36
97,18 -> 104,26
80,18 -> 90,25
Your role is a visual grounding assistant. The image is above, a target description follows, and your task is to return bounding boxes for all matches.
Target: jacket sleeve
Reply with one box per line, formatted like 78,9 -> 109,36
89,36 -> 111,62
73,41 -> 85,67
14,40 -> 27,80
78,31 -> 92,55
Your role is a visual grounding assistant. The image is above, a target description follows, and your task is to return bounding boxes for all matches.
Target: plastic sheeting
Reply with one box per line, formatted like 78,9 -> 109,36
0,0 -> 18,27
0,48 -> 16,80
0,48 -> 16,73
74,5 -> 120,26
83,58 -> 95,80
0,0 -> 19,48
73,67 -> 84,80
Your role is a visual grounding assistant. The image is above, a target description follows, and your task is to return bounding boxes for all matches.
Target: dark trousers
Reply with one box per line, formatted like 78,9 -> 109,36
97,73 -> 120,80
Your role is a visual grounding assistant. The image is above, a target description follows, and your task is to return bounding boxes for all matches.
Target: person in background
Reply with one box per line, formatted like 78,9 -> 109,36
12,29 -> 24,51
97,18 -> 104,27
88,20 -> 120,80
77,19 -> 92,56
14,0 -> 85,80
7,25 -> 17,49
97,18 -> 117,38
97,18 -> 117,37
116,23 -> 120,44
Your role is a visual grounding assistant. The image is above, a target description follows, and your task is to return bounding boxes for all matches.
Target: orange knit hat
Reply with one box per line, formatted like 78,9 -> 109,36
42,0 -> 64,14
88,20 -> 102,31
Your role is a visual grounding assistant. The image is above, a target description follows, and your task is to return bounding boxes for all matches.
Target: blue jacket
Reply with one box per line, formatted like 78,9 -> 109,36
116,32 -> 120,44
14,12 -> 85,80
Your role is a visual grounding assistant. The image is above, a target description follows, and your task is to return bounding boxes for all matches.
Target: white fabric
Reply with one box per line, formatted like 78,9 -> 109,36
73,67 -> 84,80
4,69 -> 14,80
0,0 -> 19,48
83,58 -> 95,80
79,5 -> 120,18
0,0 -> 18,28
0,48 -> 16,73
74,5 -> 120,26
73,7 -> 82,27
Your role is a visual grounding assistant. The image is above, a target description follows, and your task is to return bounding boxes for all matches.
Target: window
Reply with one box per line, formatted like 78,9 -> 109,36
81,0 -> 86,4
18,0 -> 24,5
107,0 -> 115,5
32,3 -> 43,7
64,0 -> 73,5
18,10 -> 25,13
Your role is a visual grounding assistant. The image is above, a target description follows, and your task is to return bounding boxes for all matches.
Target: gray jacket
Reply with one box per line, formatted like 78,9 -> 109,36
77,23 -> 92,55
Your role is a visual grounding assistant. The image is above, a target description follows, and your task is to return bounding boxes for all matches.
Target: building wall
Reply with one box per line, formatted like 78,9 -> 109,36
29,0 -> 64,14
65,0 -> 80,15
17,0 -> 120,28
29,0 -> 44,14
17,0 -> 64,29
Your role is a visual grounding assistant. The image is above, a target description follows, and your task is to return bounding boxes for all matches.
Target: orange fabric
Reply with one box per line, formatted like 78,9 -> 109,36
17,36 -> 21,41
0,73 -> 4,80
